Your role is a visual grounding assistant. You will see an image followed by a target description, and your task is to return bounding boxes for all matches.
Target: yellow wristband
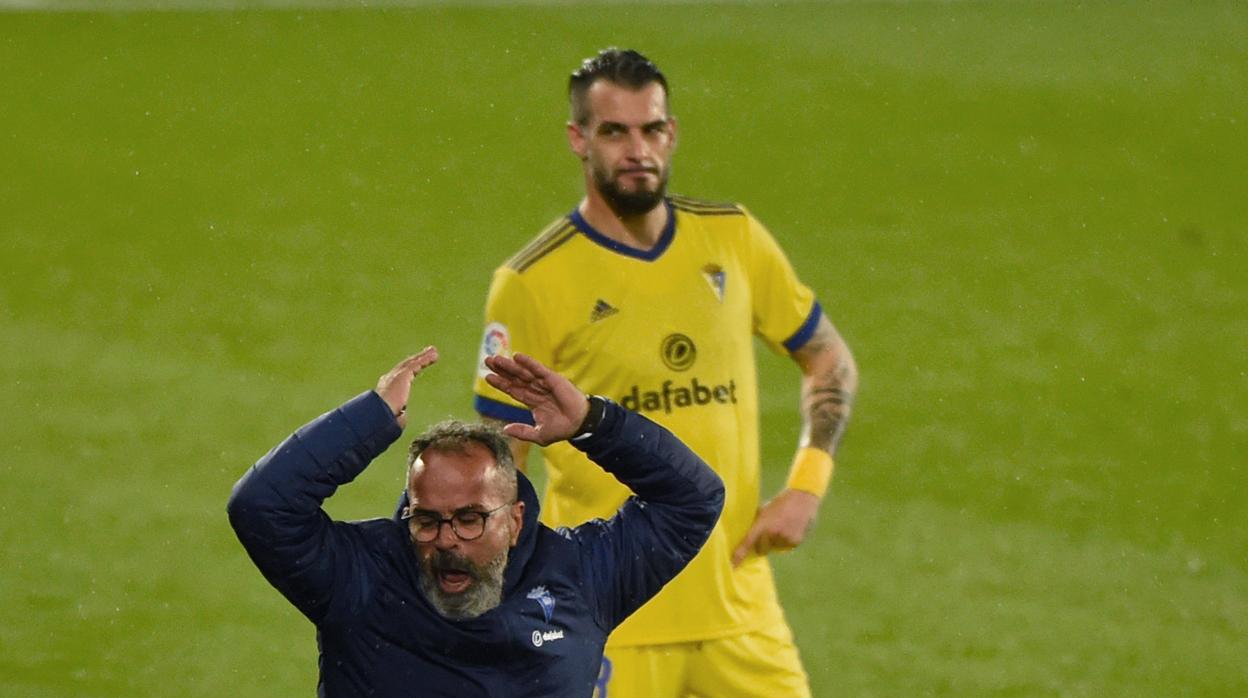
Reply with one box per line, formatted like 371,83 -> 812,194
785,447 -> 834,498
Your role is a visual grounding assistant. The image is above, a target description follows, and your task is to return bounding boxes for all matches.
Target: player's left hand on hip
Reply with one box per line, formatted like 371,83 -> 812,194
731,488 -> 820,567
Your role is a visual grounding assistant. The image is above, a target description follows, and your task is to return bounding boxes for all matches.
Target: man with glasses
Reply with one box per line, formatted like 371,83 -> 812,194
228,346 -> 723,697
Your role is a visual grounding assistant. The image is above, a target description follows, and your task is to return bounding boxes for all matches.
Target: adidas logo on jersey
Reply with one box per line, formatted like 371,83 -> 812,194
590,299 -> 619,322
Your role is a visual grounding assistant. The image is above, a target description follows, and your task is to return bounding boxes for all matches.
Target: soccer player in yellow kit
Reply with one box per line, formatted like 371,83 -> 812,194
473,49 -> 857,697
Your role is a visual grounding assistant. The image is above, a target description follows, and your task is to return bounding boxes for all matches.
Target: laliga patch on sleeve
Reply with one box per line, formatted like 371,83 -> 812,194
477,322 -> 512,378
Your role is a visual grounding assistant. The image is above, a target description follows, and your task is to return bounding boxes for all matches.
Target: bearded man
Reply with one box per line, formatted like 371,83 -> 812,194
228,347 -> 723,697
471,48 -> 858,697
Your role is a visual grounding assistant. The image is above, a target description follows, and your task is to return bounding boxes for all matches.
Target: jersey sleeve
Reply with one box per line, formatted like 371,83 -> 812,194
741,209 -> 822,355
472,266 -> 553,424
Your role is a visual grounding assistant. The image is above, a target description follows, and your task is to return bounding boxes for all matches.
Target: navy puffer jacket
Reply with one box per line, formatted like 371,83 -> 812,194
228,391 -> 723,697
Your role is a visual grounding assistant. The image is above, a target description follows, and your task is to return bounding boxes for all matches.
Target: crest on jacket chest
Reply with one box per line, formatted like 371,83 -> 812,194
527,585 -> 556,624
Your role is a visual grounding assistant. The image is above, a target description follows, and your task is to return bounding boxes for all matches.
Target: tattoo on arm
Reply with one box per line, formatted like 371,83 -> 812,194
804,362 -> 854,452
795,320 -> 857,454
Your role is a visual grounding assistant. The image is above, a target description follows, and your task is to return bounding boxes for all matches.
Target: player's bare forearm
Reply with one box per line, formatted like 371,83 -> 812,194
792,314 -> 857,456
732,316 -> 856,566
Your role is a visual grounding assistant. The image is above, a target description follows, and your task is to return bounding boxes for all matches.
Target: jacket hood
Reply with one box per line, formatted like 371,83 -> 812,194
502,471 -> 541,595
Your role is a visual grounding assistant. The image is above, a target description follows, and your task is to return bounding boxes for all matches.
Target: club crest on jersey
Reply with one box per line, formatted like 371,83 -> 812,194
702,264 -> 726,302
477,322 -> 511,378
527,585 -> 556,624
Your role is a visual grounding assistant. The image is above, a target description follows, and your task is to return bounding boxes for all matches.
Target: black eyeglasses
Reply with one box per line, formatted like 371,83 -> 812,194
401,503 -> 513,543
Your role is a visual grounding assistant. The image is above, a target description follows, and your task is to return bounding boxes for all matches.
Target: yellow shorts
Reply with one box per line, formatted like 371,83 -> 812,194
594,623 -> 810,698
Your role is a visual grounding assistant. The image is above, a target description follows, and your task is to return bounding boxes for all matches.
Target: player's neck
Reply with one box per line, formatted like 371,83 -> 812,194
577,194 -> 669,251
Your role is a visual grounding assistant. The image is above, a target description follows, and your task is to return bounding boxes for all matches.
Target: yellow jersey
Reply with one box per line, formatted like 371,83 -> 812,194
473,195 -> 821,646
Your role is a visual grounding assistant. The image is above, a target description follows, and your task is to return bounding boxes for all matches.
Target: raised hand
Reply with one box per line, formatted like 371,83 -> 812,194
375,346 -> 439,429
483,353 -> 589,445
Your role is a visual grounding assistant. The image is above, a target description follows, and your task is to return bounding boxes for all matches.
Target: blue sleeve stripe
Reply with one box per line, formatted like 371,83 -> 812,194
474,395 -> 535,426
782,300 -> 823,353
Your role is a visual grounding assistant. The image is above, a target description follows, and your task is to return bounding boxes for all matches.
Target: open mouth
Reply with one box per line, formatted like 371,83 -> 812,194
436,568 -> 474,594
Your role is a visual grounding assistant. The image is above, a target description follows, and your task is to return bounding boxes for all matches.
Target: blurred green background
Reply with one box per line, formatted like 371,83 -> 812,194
2,1 -> 1245,695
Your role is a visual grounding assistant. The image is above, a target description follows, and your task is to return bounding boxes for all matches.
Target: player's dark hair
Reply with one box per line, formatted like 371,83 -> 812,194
569,48 -> 669,125
408,420 -> 517,499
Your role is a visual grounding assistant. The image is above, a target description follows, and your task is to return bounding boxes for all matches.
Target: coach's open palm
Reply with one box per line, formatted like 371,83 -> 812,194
374,346 -> 439,429
483,353 -> 588,446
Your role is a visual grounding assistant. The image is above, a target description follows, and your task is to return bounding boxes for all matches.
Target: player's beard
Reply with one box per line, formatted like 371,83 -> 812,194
418,547 -> 509,620
593,163 -> 670,217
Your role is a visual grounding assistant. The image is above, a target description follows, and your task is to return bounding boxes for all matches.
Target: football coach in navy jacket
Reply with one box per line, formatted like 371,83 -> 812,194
228,346 -> 724,697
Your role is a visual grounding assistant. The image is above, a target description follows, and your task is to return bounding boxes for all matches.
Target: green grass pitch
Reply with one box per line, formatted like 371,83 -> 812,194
1,1 -> 1245,695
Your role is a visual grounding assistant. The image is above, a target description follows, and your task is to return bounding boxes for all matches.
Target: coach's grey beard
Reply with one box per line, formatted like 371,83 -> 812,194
418,548 -> 508,620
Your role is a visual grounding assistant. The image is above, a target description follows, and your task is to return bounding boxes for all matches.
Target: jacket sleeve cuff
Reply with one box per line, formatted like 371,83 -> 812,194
567,399 -> 624,452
